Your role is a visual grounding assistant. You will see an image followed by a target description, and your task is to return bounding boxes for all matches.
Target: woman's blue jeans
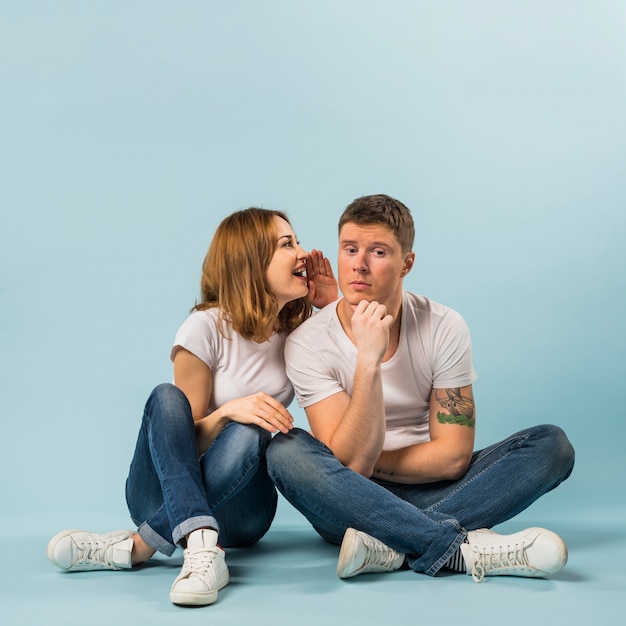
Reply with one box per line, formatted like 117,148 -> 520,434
125,383 -> 277,555
266,425 -> 574,576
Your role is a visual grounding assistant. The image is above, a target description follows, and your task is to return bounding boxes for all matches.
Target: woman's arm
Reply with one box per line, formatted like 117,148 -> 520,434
173,348 -> 294,455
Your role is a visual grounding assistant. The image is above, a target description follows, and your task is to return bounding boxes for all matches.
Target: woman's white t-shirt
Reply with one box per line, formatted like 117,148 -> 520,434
171,308 -> 294,413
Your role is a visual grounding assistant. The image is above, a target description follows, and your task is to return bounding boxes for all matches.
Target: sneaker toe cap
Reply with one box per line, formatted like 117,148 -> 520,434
533,530 -> 568,575
172,575 -> 211,594
170,575 -> 219,606
47,535 -> 76,570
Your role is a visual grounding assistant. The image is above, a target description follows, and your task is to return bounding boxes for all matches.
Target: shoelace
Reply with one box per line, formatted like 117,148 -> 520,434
471,540 -> 531,583
180,547 -> 219,580
76,538 -> 120,569
361,534 -> 399,569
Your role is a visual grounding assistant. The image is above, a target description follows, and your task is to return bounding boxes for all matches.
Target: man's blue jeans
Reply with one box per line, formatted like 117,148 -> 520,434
125,383 -> 277,555
266,425 -> 574,576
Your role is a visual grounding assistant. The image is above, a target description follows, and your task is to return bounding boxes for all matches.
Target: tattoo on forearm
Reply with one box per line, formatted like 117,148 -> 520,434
374,467 -> 395,477
435,388 -> 475,428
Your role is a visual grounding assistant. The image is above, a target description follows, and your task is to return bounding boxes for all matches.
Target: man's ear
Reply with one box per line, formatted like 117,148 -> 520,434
401,252 -> 415,276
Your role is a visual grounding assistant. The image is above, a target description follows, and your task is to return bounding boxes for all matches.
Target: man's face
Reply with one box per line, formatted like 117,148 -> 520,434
338,221 -> 414,309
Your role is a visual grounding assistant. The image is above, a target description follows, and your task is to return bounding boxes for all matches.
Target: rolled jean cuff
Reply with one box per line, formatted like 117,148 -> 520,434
137,522 -> 177,557
173,516 -> 220,547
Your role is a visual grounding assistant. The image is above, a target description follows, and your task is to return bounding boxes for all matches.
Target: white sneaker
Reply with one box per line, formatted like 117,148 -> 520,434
461,527 -> 568,582
170,529 -> 229,606
47,529 -> 134,571
337,528 -> 405,579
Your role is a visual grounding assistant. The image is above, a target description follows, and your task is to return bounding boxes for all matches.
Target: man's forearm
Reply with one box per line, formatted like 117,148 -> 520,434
327,363 -> 386,476
373,440 -> 472,484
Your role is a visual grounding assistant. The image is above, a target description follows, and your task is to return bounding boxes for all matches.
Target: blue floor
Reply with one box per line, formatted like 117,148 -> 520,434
3,500 -> 624,626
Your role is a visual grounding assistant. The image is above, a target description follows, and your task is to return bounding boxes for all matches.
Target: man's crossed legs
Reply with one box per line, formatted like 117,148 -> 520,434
267,424 -> 574,582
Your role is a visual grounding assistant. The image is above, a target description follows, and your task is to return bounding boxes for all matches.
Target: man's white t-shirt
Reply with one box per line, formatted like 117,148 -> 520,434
171,308 -> 294,413
284,291 -> 477,451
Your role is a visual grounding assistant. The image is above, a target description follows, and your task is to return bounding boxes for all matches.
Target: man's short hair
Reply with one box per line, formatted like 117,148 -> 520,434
338,194 -> 415,253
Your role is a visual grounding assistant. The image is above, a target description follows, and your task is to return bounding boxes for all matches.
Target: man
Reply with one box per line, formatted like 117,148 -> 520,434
267,194 -> 574,582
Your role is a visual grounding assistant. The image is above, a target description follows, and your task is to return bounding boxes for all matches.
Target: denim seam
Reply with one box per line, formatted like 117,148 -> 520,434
150,425 -> 211,535
148,410 -> 214,540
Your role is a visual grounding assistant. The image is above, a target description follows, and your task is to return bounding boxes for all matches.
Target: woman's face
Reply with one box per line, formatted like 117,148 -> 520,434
266,216 -> 309,310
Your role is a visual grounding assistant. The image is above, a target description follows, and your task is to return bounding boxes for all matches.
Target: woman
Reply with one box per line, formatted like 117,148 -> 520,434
46,208 -> 337,607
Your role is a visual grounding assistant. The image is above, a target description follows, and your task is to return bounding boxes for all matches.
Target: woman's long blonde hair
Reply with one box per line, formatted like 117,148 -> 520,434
192,208 -> 312,342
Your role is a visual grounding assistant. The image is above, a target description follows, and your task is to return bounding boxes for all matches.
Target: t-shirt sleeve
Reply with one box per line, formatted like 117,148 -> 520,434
431,309 -> 478,389
284,332 -> 344,408
170,311 -> 219,369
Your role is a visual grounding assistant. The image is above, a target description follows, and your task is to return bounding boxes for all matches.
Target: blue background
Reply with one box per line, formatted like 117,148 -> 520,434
1,2 -> 625,624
